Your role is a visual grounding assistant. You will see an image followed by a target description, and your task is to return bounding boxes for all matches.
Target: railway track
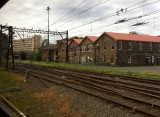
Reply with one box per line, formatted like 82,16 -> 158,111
16,63 -> 160,85
16,63 -> 160,96
14,63 -> 160,117
0,94 -> 26,117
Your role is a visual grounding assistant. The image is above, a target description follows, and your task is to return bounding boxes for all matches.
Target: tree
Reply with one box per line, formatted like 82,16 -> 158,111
19,51 -> 27,60
36,39 -> 48,61
34,51 -> 42,61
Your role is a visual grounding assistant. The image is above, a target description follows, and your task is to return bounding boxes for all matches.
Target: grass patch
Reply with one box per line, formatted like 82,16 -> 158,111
0,70 -> 54,117
0,70 -> 90,117
0,71 -> 16,88
21,60 -> 160,79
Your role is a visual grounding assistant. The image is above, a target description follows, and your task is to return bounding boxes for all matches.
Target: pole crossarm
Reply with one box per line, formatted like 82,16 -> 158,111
13,28 -> 67,35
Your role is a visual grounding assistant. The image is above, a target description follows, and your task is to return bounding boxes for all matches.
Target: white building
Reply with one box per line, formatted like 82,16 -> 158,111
13,35 -> 42,52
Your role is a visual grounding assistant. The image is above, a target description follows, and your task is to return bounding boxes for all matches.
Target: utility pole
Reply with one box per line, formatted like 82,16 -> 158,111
0,25 -> 2,68
47,6 -> 50,63
66,31 -> 69,63
10,26 -> 14,70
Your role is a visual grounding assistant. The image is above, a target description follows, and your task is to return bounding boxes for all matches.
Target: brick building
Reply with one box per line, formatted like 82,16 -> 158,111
80,36 -> 98,65
57,40 -> 69,63
68,38 -> 83,63
42,44 -> 57,62
95,32 -> 160,66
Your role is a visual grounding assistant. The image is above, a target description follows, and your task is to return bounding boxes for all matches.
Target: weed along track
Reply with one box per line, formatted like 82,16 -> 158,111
14,63 -> 160,117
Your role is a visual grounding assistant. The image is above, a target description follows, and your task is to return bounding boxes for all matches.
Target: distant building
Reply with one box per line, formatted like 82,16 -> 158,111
79,36 -> 98,65
95,32 -> 160,66
43,32 -> 160,66
69,38 -> 83,63
13,35 -> 42,52
42,44 -> 57,61
57,40 -> 68,63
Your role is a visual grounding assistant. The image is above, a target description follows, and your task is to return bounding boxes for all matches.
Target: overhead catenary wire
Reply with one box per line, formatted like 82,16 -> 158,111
70,12 -> 160,35
54,13 -> 160,33
75,17 -> 160,37
74,22 -> 160,37
71,13 -> 160,37
55,0 -> 151,30
49,0 -> 110,28
47,0 -> 88,27
63,0 -> 160,31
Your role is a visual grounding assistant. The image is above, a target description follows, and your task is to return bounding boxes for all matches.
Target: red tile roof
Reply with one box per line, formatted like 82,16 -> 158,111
86,36 -> 98,42
73,38 -> 83,45
105,32 -> 160,42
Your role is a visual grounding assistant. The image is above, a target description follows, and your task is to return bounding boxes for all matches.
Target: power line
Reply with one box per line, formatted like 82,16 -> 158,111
50,0 -> 110,29
75,16 -> 160,36
75,17 -> 160,37
71,12 -> 160,37
47,0 -> 87,27
65,0 -> 160,31
56,0 -> 150,30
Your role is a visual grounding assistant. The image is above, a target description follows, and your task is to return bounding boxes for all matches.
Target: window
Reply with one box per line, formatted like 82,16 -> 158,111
88,45 -> 93,51
104,46 -> 106,51
139,42 -> 142,51
119,41 -> 122,50
128,42 -> 132,50
111,43 -> 114,50
149,43 -> 152,51
96,44 -> 100,50
81,46 -> 86,51
75,56 -> 78,62
128,55 -> 131,63
70,47 -> 73,52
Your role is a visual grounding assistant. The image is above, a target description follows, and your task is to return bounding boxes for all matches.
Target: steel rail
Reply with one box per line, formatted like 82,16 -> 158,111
15,67 -> 160,117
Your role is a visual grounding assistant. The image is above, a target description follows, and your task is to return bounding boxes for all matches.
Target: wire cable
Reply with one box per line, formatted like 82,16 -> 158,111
65,0 -> 160,31
50,0 -> 110,28
71,13 -> 160,37
49,0 -> 87,26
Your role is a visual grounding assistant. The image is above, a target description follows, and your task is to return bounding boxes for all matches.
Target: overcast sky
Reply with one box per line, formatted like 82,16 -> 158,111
0,0 -> 160,43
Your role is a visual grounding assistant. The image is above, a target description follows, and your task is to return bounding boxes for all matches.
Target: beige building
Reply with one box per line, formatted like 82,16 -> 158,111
13,35 -> 42,52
